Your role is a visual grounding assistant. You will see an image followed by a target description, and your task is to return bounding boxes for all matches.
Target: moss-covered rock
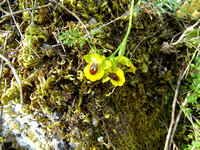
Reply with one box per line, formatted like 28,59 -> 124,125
0,0 -> 192,149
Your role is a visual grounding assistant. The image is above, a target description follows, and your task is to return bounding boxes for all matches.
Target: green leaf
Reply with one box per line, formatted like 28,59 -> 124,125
169,1 -> 179,19
63,39 -> 69,44
185,78 -> 193,83
193,78 -> 200,86
196,57 -> 200,63
190,63 -> 195,68
190,72 -> 196,78
194,142 -> 200,147
188,94 -> 198,103
185,108 -> 192,117
197,74 -> 200,79
196,90 -> 200,94
163,3 -> 172,10
68,41 -> 73,47
189,84 -> 195,90
79,40 -> 85,48
122,57 -> 131,67
181,105 -> 186,110
196,66 -> 200,71
90,29 -> 102,39
58,35 -> 66,41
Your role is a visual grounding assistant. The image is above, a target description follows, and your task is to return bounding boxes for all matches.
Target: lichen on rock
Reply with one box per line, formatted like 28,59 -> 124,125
177,0 -> 200,19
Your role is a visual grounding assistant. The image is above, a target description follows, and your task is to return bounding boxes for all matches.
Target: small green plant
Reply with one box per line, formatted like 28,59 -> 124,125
58,28 -> 103,53
153,0 -> 180,16
180,57 -> 200,149
58,29 -> 86,48
186,57 -> 200,104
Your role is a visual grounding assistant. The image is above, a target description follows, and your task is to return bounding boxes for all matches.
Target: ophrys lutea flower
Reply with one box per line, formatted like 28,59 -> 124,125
84,54 -> 111,82
108,67 -> 125,86
102,67 -> 126,86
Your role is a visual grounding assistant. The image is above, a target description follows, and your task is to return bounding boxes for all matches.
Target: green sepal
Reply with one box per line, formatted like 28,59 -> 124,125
84,54 -> 92,63
114,56 -> 131,67
102,60 -> 112,69
101,69 -> 110,83
102,76 -> 110,83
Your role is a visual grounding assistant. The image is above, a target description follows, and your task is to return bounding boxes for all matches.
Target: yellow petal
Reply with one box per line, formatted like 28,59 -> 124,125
127,63 -> 136,74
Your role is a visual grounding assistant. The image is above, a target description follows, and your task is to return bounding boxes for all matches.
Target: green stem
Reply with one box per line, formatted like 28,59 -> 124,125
107,0 -> 135,59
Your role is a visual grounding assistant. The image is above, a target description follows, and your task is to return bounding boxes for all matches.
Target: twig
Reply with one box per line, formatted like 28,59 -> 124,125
0,6 -> 8,14
52,31 -> 66,53
6,0 -> 24,40
0,102 -> 3,136
0,3 -> 52,19
0,102 -> 4,150
106,87 -> 116,96
196,27 -> 200,58
169,102 -> 183,149
0,0 -> 6,6
164,65 -> 184,150
102,120 -> 116,150
171,22 -> 199,46
0,54 -> 23,104
15,38 -> 40,58
83,12 -> 131,39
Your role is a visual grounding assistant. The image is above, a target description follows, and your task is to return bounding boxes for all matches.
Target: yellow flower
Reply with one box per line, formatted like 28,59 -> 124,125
109,67 -> 125,86
84,54 -> 111,82
84,63 -> 104,81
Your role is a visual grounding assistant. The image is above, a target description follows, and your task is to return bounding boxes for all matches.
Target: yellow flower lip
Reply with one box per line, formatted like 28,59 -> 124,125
84,63 -> 104,82
109,67 -> 125,86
